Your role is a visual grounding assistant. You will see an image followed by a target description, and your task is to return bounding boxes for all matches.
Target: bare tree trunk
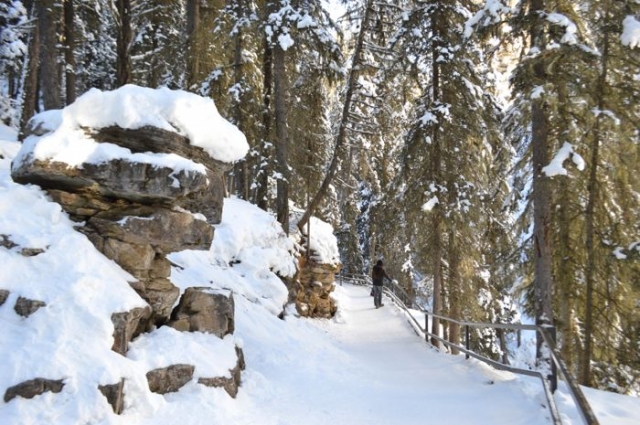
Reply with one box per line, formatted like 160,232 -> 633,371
19,5 -> 40,139
581,1 -> 611,387
429,6 -> 445,349
530,0 -> 554,361
232,4 -> 249,200
273,42 -> 289,233
63,0 -> 76,104
448,224 -> 461,354
296,0 -> 374,232
532,101 -> 554,357
39,0 -> 62,110
186,0 -> 201,90
116,0 -> 132,87
256,37 -> 273,211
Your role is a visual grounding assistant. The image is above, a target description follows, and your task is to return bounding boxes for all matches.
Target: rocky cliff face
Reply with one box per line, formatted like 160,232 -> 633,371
7,91 -> 247,408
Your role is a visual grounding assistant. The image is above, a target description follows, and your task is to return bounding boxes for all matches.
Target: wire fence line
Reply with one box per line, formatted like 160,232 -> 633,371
337,272 -> 599,425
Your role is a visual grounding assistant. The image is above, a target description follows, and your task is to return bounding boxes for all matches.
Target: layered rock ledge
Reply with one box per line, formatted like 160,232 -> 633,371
7,86 -> 250,409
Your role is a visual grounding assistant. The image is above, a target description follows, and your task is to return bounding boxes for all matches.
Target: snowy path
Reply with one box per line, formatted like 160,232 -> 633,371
234,283 -> 553,425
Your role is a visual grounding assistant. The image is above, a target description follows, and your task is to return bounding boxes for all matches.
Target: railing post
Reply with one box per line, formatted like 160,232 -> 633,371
465,325 -> 470,360
425,314 -> 429,342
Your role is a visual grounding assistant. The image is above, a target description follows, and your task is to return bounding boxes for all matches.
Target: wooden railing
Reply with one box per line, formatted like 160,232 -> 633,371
339,273 -> 600,425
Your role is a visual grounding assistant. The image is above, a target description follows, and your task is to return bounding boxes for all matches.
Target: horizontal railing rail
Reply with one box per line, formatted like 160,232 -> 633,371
338,273 -> 599,425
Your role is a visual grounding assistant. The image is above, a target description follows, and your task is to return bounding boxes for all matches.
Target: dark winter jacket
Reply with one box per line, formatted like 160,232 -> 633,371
372,263 -> 390,286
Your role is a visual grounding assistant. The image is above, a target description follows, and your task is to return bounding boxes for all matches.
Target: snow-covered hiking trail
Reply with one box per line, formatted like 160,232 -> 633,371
233,283 -> 553,425
326,283 -> 550,425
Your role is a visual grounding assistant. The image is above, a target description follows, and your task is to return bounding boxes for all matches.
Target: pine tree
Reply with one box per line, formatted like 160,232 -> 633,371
390,0 -> 509,352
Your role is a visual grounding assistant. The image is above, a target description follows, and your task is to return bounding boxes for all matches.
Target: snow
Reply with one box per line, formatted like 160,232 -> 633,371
300,216 -> 341,265
2,121 -> 640,425
464,0 -> 511,38
421,195 -> 439,211
12,85 -> 249,168
621,16 -> 640,48
542,142 -> 586,177
546,13 -> 578,45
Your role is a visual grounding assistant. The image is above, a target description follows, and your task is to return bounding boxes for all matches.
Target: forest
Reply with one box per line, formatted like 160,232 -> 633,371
0,0 -> 638,395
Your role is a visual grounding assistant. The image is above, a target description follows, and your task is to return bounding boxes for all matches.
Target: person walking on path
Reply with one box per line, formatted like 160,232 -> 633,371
371,260 -> 392,308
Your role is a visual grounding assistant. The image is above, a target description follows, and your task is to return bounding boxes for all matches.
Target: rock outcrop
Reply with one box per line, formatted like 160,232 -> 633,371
12,124 -> 226,328
293,256 -> 339,319
8,87 -> 251,412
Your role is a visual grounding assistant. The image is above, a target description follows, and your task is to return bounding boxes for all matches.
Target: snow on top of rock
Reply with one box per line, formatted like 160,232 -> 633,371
13,85 -> 249,169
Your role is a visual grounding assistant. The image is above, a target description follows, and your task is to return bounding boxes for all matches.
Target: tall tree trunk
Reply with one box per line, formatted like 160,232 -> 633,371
273,42 -> 289,233
256,38 -> 273,211
232,5 -> 249,200
530,0 -> 554,361
116,0 -> 132,87
296,0 -> 374,232
39,0 -> 62,110
429,6 -> 445,348
581,1 -> 611,387
63,0 -> 76,104
448,223 -> 461,354
186,0 -> 201,90
19,5 -> 41,139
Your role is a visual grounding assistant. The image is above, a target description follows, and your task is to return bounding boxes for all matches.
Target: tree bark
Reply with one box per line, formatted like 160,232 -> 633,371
186,0 -> 201,90
39,0 -> 62,110
273,42 -> 289,233
256,37 -> 273,211
116,0 -> 132,87
530,0 -> 554,361
580,1 -> 611,387
19,5 -> 41,139
63,0 -> 76,104
448,224 -> 461,354
232,4 -> 249,200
